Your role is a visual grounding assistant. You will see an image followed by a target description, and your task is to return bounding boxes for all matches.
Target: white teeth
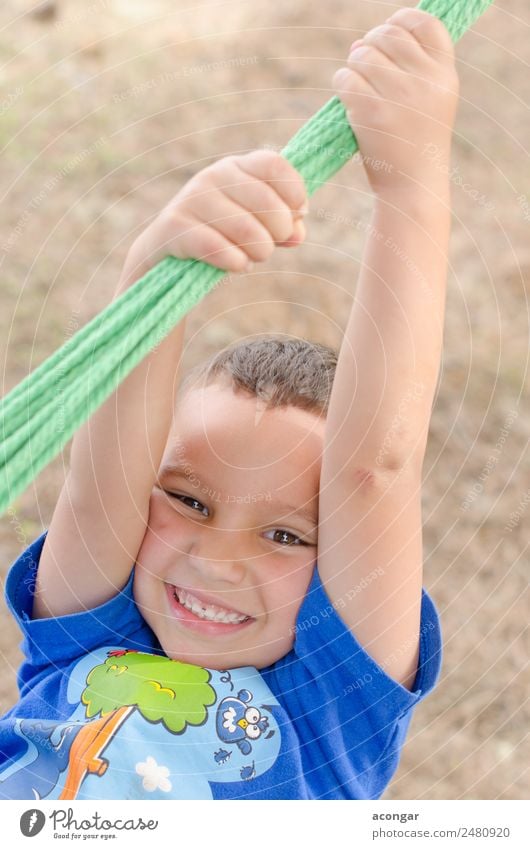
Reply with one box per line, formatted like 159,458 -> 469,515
175,588 -> 248,624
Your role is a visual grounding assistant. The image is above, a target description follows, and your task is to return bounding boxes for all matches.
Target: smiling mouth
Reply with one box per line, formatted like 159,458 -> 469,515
172,586 -> 251,625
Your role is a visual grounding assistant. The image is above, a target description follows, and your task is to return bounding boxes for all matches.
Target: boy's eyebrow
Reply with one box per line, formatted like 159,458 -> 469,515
159,462 -> 318,526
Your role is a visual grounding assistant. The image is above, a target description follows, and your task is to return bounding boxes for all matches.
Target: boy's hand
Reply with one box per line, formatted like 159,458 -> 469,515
332,8 -> 459,196
119,150 -> 308,288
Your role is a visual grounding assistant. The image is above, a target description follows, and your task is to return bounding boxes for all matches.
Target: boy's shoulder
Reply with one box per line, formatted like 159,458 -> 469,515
4,530 -> 160,683
285,562 -> 443,700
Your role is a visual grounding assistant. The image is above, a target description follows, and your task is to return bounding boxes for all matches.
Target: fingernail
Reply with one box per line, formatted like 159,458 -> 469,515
349,38 -> 363,52
333,67 -> 351,89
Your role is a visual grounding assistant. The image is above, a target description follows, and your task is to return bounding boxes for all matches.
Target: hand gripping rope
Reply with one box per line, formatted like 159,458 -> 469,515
0,0 -> 493,515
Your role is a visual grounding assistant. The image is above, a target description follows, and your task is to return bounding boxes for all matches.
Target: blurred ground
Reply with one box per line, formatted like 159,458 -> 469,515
0,0 -> 528,800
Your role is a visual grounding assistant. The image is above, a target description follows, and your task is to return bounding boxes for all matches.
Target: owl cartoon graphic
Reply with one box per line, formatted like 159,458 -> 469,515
216,689 -> 274,756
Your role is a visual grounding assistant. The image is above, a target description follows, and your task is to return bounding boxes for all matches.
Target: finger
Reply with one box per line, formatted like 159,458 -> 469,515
358,23 -> 428,73
333,64 -> 378,100
187,189 -> 275,264
276,218 -> 306,247
332,65 -> 381,131
207,157 -> 300,245
386,8 -> 455,64
236,149 -> 307,213
344,43 -> 404,97
169,213 -> 254,272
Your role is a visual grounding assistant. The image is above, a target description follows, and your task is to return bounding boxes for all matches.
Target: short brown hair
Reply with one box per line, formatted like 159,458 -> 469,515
178,335 -> 338,415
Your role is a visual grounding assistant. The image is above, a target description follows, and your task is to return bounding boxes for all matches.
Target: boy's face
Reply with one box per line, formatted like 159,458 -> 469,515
133,380 -> 325,670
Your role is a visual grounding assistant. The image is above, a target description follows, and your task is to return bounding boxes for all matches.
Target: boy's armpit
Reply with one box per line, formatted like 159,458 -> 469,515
316,465 -> 425,690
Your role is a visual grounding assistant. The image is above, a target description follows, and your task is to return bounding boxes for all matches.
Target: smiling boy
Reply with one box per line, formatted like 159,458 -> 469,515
134,378 -> 325,669
1,8 -> 457,799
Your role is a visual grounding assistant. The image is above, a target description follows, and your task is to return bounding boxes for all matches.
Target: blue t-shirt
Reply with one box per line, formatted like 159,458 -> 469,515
0,531 -> 442,800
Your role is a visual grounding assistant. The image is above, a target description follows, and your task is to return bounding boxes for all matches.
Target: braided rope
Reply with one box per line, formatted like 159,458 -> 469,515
0,0 -> 492,514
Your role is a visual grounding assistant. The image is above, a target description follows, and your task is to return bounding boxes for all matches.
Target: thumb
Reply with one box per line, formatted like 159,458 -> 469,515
276,218 -> 306,248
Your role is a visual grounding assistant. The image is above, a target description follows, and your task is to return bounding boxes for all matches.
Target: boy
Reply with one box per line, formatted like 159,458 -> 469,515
0,8 -> 458,799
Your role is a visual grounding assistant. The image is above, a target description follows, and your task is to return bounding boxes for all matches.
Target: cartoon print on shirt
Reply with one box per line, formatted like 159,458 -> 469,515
135,755 -> 172,792
0,648 -> 281,800
56,650 -> 216,799
216,689 -> 275,756
1,719 -> 81,800
214,749 -> 232,765
240,761 -> 256,781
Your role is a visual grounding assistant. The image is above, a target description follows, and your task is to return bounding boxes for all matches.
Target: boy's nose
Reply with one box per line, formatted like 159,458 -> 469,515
187,532 -> 249,585
190,555 -> 246,585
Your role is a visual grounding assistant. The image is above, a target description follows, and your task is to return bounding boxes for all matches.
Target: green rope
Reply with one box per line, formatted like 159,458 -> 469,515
0,0 -> 492,516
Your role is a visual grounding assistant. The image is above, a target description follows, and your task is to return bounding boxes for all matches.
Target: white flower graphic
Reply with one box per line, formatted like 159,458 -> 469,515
135,755 -> 172,793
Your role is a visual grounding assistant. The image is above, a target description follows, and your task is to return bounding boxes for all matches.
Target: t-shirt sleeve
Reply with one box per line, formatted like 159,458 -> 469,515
3,531 -> 159,698
268,564 -> 442,799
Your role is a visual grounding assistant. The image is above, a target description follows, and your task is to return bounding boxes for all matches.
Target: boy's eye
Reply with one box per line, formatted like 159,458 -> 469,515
265,529 -> 307,546
161,491 -> 312,544
166,492 -> 209,517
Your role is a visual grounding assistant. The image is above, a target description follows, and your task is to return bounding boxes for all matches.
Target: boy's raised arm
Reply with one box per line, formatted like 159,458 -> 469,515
33,248 -> 188,618
34,152 -> 308,618
317,9 -> 459,689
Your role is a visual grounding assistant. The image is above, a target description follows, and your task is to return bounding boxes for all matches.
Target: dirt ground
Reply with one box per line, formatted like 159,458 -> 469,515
0,0 -> 528,800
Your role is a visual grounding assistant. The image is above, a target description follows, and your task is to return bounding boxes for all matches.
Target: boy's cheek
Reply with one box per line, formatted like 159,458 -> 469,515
147,490 -> 187,538
147,488 -> 172,527
135,517 -> 178,584
278,564 -> 316,637
273,585 -> 310,646
131,565 -> 149,613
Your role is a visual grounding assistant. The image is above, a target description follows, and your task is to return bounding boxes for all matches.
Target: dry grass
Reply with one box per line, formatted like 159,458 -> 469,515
0,0 -> 528,799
